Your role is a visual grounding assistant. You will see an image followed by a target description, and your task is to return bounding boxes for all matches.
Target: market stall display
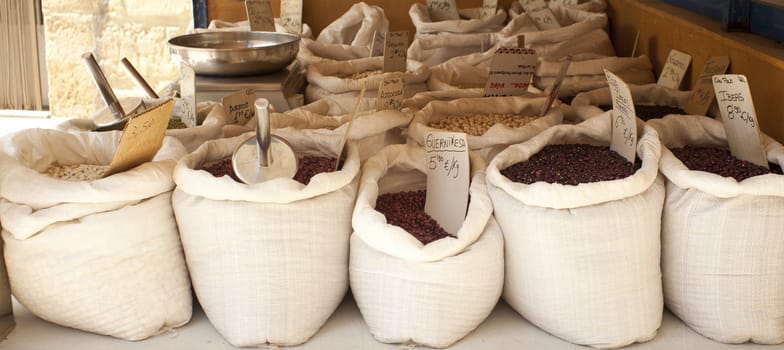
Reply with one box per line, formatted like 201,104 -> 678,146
571,83 -> 692,122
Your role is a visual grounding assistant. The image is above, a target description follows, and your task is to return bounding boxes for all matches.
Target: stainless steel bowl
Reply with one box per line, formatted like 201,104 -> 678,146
168,31 -> 300,76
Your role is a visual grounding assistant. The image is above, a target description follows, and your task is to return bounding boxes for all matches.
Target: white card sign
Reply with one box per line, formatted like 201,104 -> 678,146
657,49 -> 692,90
376,75 -> 405,111
280,0 -> 303,34
427,0 -> 460,21
604,70 -> 638,163
685,56 -> 730,116
179,64 -> 197,128
425,131 -> 470,235
245,0 -> 275,32
712,74 -> 768,168
480,0 -> 498,19
483,47 -> 538,97
521,0 -> 562,30
383,31 -> 408,73
370,31 -> 386,57
222,88 -> 257,125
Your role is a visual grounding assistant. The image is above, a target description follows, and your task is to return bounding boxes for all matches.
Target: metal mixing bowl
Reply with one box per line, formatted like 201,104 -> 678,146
168,31 -> 300,76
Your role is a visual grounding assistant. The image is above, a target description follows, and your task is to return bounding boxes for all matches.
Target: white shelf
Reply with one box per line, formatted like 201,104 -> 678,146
1,295 -> 782,350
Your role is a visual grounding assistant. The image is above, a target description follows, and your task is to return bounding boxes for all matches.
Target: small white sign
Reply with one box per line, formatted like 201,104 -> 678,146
480,0 -> 498,19
604,70 -> 638,163
370,31 -> 386,57
657,49 -> 692,90
383,31 -> 409,73
483,47 -> 538,97
222,88 -> 257,125
280,0 -> 303,34
521,0 -> 562,30
376,75 -> 406,111
179,64 -> 197,128
427,0 -> 460,21
685,56 -> 730,116
424,131 -> 470,235
712,74 -> 768,168
245,0 -> 275,32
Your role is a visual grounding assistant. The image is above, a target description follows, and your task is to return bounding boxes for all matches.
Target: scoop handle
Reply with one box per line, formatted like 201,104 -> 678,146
255,98 -> 271,167
120,57 -> 159,99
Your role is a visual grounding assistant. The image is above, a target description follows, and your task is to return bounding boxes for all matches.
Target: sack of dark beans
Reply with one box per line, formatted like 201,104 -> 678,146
485,112 -> 664,348
350,144 -> 503,348
406,96 -> 562,161
571,83 -> 691,123
0,129 -> 191,340
171,132 -> 361,347
647,115 -> 784,344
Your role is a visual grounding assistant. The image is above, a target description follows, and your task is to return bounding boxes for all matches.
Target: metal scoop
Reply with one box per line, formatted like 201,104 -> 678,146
232,98 -> 298,184
82,52 -> 142,131
120,57 -> 159,99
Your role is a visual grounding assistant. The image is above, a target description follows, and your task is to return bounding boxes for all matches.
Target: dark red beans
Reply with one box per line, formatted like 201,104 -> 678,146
375,190 -> 455,245
501,144 -> 640,185
200,156 -> 336,184
201,158 -> 241,182
599,105 -> 686,121
670,146 -> 782,181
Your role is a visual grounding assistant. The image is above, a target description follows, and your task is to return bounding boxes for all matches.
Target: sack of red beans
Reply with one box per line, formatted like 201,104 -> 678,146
350,144 -> 503,348
485,112 -> 664,348
647,115 -> 784,344
171,133 -> 361,347
407,96 -> 563,161
0,129 -> 191,341
571,83 -> 691,123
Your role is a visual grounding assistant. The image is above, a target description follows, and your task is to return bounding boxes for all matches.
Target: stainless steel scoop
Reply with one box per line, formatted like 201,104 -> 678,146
120,57 -> 159,99
82,52 -> 142,131
232,98 -> 298,184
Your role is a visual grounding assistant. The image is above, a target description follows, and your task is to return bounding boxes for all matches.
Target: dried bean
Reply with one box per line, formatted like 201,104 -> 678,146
200,156 -> 336,185
201,158 -> 241,182
168,118 -> 188,129
501,144 -> 640,185
670,146 -> 782,181
375,190 -> 455,244
345,70 -> 383,80
599,104 -> 686,121
428,114 -> 540,136
45,164 -> 109,181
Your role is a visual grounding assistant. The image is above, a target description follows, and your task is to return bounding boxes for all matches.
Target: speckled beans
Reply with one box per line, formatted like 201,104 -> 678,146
375,190 -> 455,244
46,164 -> 110,181
670,146 -> 781,181
428,114 -> 540,136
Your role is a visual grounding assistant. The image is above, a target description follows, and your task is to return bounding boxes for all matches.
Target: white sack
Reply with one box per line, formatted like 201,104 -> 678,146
0,129 -> 191,341
509,0 -> 608,15
402,88 -> 486,111
571,83 -> 691,122
408,32 -> 494,67
647,115 -> 784,344
535,54 -> 655,99
172,133 -> 360,347
486,112 -> 664,348
409,3 -> 507,35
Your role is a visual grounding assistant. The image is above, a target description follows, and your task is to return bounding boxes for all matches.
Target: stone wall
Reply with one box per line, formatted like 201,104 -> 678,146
42,0 -> 192,118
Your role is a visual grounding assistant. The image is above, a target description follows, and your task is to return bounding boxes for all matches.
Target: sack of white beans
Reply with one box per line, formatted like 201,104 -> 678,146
350,144 -> 503,348
407,96 -> 562,161
509,0 -> 608,15
0,129 -> 191,341
647,115 -> 784,344
571,83 -> 691,122
299,2 -> 388,65
486,113 -> 664,348
534,54 -> 655,100
427,49 -> 494,91
172,133 -> 361,347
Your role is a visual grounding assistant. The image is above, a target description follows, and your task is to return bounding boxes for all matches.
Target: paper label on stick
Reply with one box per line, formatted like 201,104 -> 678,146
480,0 -> 498,19
370,31 -> 386,57
104,99 -> 174,177
222,88 -> 257,125
483,47 -> 538,97
685,56 -> 730,116
280,0 -> 303,34
245,0 -> 275,32
521,0 -> 562,30
605,70 -> 638,163
376,75 -> 405,111
383,31 -> 408,73
657,49 -> 692,90
517,35 -> 525,48
712,74 -> 768,168
179,64 -> 197,128
425,131 -> 470,236
427,0 -> 460,21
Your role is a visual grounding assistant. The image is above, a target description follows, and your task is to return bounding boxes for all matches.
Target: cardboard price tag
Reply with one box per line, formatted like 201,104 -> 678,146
245,0 -> 275,32
376,75 -> 405,111
222,88 -> 257,125
370,31 -> 386,57
480,0 -> 498,19
483,47 -> 538,97
427,0 -> 460,21
179,63 -> 197,128
383,31 -> 408,73
521,0 -> 561,30
685,56 -> 730,116
424,131 -> 470,235
604,70 -> 638,163
657,49 -> 692,90
712,74 -> 767,168
280,0 -> 303,34
104,99 -> 175,177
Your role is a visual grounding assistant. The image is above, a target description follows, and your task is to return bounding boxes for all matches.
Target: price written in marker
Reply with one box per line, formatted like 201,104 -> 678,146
370,31 -> 386,57
222,88 -> 257,125
280,0 -> 303,34
179,63 -> 197,128
480,0 -> 498,19
605,70 -> 638,163
245,0 -> 275,32
521,0 -> 562,30
712,74 -> 768,168
425,131 -> 470,235
104,99 -> 175,177
483,47 -> 538,97
376,75 -> 406,111
383,31 -> 409,73
427,0 -> 460,21
657,49 -> 692,90
684,56 -> 730,116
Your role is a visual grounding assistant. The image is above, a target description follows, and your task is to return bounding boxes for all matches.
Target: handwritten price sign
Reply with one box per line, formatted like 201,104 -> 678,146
425,131 -> 470,235
104,99 -> 174,177
480,0 -> 498,19
383,31 -> 409,73
376,75 -> 405,111
712,74 -> 767,168
222,88 -> 257,125
245,0 -> 275,32
280,0 -> 303,34
427,0 -> 460,21
605,70 -> 638,163
522,0 -> 562,30
483,47 -> 538,97
685,56 -> 730,116
179,63 -> 197,128
657,49 -> 691,90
